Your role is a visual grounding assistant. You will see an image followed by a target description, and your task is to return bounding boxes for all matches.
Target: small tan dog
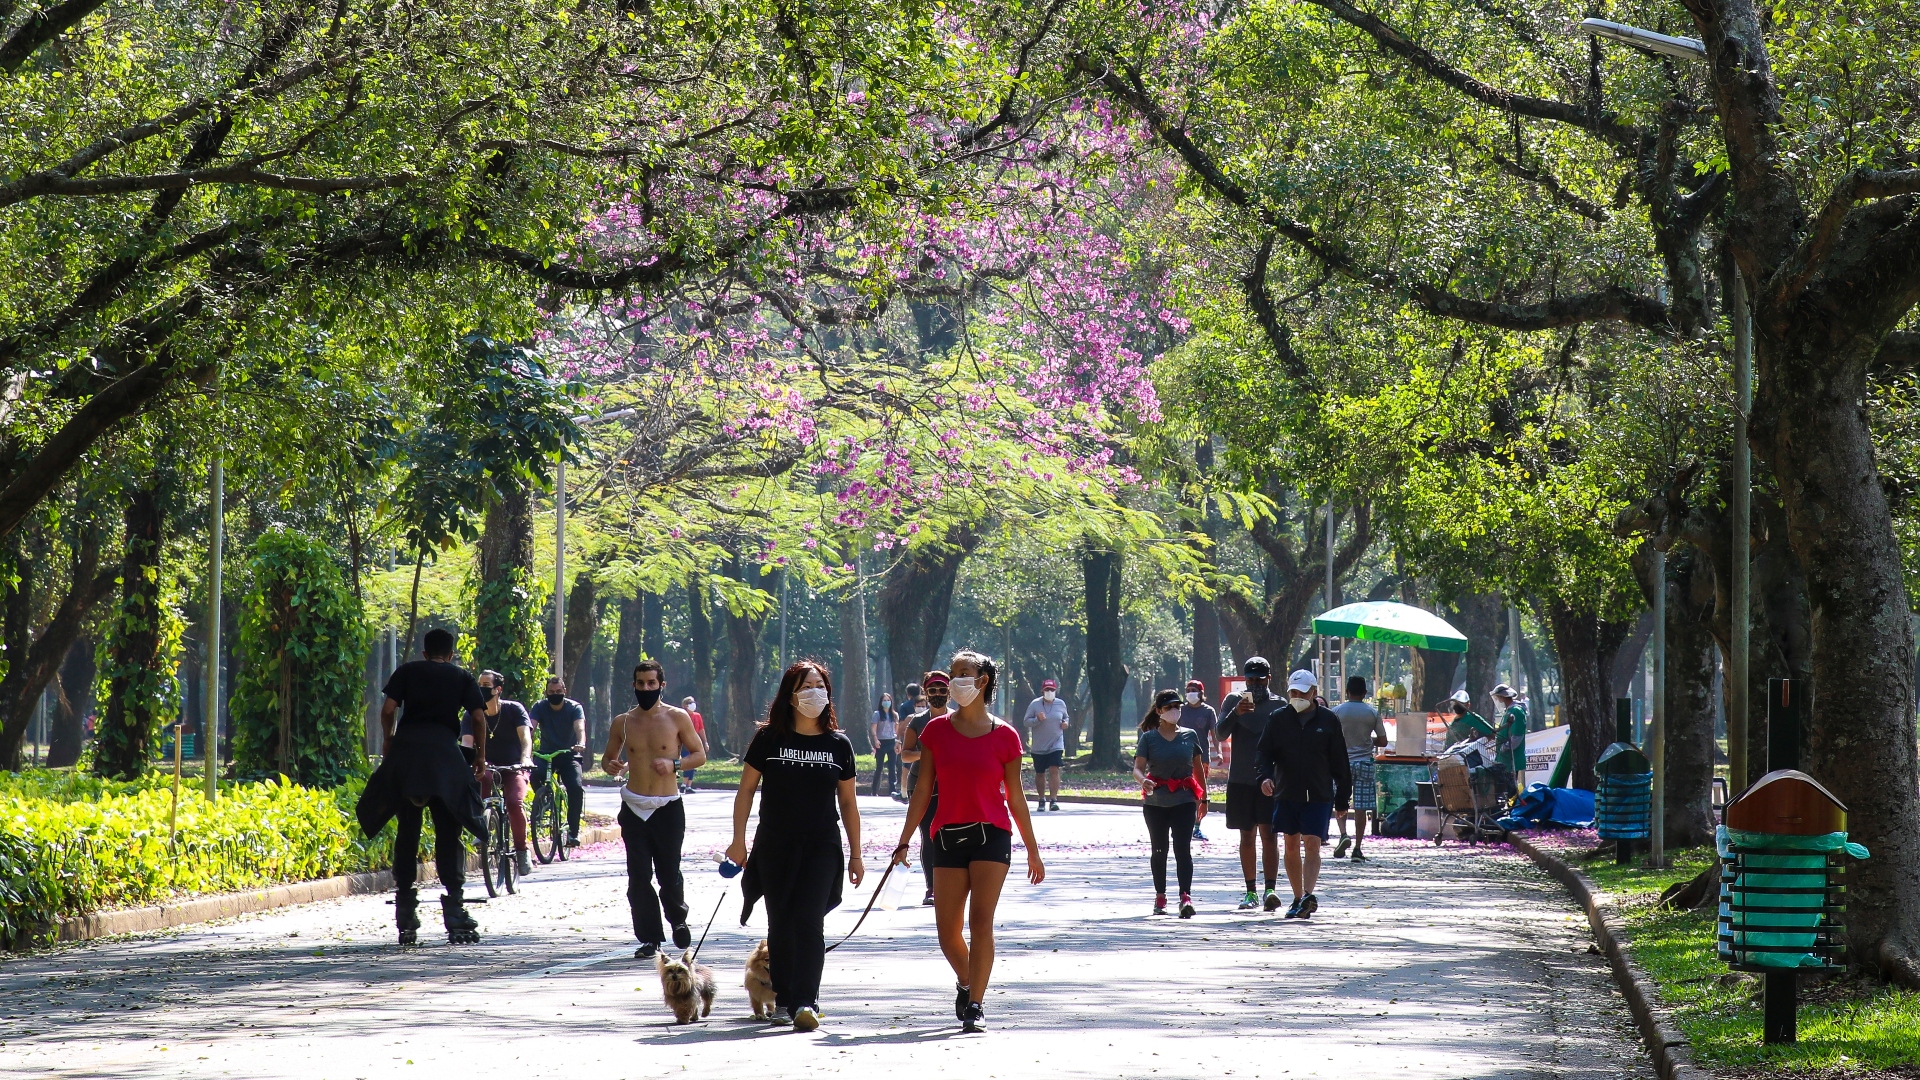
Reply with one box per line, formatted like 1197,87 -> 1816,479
744,939 -> 778,1020
657,949 -> 716,1024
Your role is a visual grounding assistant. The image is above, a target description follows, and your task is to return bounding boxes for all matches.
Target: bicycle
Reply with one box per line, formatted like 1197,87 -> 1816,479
529,749 -> 575,865
482,764 -> 530,897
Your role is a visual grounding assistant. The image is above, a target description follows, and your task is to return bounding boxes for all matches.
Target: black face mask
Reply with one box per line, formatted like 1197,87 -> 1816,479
547,693 -> 566,707
634,687 -> 662,710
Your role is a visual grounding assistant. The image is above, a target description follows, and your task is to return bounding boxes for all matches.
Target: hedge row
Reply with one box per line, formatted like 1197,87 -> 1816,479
0,770 -> 390,947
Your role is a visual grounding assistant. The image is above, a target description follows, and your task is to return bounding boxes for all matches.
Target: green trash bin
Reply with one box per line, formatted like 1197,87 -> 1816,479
1717,826 -> 1865,970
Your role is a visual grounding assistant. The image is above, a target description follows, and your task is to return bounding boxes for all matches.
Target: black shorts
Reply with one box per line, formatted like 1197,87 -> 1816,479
1031,749 -> 1064,772
927,823 -> 1014,869
1225,782 -> 1275,831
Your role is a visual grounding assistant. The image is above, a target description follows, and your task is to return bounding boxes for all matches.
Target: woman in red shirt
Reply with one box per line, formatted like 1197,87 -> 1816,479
891,649 -> 1044,1033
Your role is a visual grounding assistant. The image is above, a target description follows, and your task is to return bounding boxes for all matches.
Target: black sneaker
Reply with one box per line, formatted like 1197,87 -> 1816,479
1049,801 -> 1061,811
1283,897 -> 1304,919
1178,895 -> 1196,919
671,923 -> 692,950
961,1001 -> 985,1032
1298,894 -> 1319,919
922,891 -> 936,907
1263,890 -> 1283,913
955,983 -> 970,1021
1332,837 -> 1351,859
634,942 -> 659,960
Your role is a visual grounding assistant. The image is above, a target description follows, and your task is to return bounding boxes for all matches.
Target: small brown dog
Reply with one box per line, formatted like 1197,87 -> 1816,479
657,949 -> 716,1024
744,939 -> 778,1020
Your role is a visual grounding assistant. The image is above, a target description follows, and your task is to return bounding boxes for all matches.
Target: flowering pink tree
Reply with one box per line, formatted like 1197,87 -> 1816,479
544,102 -> 1187,579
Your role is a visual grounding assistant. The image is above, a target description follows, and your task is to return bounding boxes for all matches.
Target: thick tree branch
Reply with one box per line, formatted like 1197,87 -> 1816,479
1241,236 -> 1314,386
1302,0 -> 1642,150
1095,60 -> 1672,334
0,0 -> 106,72
1772,169 -> 1920,308
1871,331 -> 1920,379
0,163 -> 417,204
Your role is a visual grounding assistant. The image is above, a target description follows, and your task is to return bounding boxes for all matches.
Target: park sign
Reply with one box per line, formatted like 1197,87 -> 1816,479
1311,602 -> 1469,653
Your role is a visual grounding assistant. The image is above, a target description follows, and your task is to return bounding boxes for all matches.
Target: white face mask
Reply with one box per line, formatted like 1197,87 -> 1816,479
685,701 -> 697,713
1289,694 -> 1314,712
1184,691 -> 1200,705
1158,707 -> 1181,723
1042,690 -> 1055,703
794,687 -> 830,719
949,677 -> 981,707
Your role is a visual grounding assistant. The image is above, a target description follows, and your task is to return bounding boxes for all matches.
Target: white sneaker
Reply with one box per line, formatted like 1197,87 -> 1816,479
792,1006 -> 820,1031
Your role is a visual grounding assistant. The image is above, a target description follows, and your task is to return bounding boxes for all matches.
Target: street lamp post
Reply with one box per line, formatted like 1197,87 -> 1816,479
205,379 -> 224,802
553,409 -> 636,680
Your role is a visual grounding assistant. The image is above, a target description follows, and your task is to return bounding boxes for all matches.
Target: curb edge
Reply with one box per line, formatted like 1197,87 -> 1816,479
1508,832 -> 1714,1080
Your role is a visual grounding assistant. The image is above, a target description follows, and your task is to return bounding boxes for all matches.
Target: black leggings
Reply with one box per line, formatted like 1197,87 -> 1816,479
393,799 -> 466,892
754,830 -> 843,1012
1143,801 -> 1197,896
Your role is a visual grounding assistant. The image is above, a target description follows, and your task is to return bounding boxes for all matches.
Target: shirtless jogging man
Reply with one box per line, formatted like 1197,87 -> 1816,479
602,659 -> 707,960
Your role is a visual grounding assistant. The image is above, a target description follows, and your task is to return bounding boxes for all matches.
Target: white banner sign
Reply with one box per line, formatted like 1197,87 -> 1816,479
1525,726 -> 1571,788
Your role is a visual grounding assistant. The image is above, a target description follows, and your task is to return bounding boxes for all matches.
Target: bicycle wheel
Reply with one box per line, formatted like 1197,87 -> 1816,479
553,787 -> 569,862
530,788 -> 557,864
478,811 -> 499,899
497,825 -> 516,894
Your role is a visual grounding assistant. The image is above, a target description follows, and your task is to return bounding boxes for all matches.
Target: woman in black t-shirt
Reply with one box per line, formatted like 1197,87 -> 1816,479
728,660 -> 864,1031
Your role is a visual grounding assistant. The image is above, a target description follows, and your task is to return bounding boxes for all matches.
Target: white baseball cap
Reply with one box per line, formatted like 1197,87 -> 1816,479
1450,688 -> 1471,704
1286,669 -> 1318,694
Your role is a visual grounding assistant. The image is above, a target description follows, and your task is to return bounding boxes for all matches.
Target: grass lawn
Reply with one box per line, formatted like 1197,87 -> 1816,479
1530,832 -> 1920,1073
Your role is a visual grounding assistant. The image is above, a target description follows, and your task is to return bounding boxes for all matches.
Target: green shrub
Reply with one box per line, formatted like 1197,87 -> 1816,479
231,528 -> 373,787
0,769 -> 392,947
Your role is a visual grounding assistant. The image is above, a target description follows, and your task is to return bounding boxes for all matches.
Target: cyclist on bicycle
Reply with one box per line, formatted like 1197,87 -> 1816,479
479,670 -> 534,876
532,675 -> 588,848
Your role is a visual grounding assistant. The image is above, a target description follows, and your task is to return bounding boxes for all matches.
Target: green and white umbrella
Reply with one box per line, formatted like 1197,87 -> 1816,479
1310,601 -> 1468,653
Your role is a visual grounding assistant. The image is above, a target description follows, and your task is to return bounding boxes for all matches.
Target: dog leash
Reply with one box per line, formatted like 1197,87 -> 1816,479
824,859 -> 896,954
687,885 -> 730,965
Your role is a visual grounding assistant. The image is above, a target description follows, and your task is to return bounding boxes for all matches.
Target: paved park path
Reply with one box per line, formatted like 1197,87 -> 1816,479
0,792 -> 1653,1080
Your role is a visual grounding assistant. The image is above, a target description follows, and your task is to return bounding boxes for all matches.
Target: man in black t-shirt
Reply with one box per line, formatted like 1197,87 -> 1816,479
479,670 -> 534,876
1217,656 -> 1285,912
355,628 -> 488,945
532,675 -> 588,846
896,671 -> 951,906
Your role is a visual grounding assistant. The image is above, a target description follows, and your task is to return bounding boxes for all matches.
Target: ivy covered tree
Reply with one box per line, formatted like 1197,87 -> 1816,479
230,528 -> 372,787
90,488 -> 182,779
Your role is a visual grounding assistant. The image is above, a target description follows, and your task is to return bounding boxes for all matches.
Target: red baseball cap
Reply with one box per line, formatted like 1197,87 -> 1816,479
1042,678 -> 1058,690
1185,679 -> 1203,690
922,671 -> 951,687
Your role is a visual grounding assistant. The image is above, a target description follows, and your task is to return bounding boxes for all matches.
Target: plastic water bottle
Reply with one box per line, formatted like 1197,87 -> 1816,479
715,853 -> 742,879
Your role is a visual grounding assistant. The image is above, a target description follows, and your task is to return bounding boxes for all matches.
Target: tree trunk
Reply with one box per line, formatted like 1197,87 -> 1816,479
613,595 -> 642,694
94,488 -> 164,780
45,633 -> 96,767
1758,332 -> 1920,985
1083,545 -> 1127,768
561,571 -> 597,688
1676,482 -> 1810,789
1608,611 -> 1654,698
474,477 -> 540,698
877,527 -> 977,689
1660,546 -> 1719,848
686,577 -> 716,754
838,579 -> 872,753
587,616 -> 614,750
1192,593 -> 1223,696
1545,601 -> 1632,791
1216,502 -> 1371,674
642,590 -> 664,661
1411,647 -> 1460,713
720,557 -> 768,754
1453,591 -> 1507,714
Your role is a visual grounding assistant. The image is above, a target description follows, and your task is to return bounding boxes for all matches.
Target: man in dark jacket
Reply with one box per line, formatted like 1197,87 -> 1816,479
1255,668 -> 1352,920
